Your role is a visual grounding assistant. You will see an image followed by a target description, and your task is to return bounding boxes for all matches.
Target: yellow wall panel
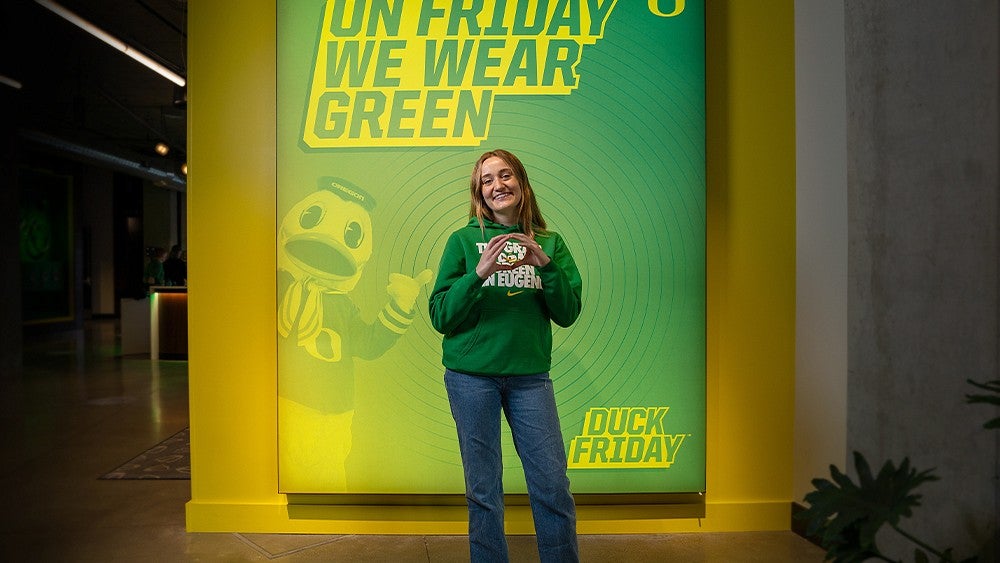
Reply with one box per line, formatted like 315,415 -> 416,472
705,0 -> 796,505
186,0 -> 278,507
186,0 -> 796,532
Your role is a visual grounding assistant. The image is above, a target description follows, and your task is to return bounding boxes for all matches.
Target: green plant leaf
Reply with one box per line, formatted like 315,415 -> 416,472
965,394 -> 1000,407
966,379 -> 1000,429
966,379 -> 1000,393
796,451 -> 939,562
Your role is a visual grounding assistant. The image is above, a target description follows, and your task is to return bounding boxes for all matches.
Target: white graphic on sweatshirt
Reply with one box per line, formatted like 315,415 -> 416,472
476,242 -> 543,290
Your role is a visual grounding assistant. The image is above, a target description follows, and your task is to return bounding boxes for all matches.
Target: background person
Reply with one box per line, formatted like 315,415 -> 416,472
163,244 -> 186,286
143,247 -> 167,292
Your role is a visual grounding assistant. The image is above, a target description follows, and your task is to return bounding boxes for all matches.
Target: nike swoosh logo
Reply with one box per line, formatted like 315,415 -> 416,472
506,290 -> 525,297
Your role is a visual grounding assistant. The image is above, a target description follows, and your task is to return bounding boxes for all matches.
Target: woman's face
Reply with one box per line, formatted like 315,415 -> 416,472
479,156 -> 522,221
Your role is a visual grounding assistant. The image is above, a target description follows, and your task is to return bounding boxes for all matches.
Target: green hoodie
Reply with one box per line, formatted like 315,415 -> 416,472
429,218 -> 583,375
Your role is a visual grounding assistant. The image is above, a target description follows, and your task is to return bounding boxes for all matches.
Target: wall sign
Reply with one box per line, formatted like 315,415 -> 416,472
277,0 -> 705,496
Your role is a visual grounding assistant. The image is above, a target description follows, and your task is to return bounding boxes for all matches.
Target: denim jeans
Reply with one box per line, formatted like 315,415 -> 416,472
444,369 -> 579,563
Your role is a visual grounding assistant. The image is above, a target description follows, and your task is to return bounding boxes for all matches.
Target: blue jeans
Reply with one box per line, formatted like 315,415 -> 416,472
444,369 -> 579,563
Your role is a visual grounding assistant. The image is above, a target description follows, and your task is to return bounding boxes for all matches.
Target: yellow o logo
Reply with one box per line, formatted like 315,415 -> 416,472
649,0 -> 685,18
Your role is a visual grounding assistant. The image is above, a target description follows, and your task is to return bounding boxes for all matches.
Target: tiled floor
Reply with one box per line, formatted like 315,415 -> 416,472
0,319 -> 827,562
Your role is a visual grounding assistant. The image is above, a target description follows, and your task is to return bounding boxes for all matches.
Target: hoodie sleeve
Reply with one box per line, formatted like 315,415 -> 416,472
428,232 -> 485,335
537,232 -> 583,328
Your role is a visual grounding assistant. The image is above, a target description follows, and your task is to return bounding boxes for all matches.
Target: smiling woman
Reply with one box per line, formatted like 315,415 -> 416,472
479,156 -> 523,224
429,148 -> 584,561
469,149 -> 546,239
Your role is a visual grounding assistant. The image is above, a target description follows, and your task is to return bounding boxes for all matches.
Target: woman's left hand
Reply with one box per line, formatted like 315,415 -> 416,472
507,233 -> 551,268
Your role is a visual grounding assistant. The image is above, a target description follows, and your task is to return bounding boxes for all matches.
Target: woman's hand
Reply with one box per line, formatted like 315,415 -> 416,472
475,234 -> 515,279
475,233 -> 551,279
506,233 -> 551,268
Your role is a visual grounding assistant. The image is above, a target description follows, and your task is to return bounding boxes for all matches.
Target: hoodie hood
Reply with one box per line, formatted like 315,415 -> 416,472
466,217 -> 522,235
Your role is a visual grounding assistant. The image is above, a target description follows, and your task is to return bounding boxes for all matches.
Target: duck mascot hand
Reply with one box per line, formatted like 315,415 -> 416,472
387,269 -> 433,312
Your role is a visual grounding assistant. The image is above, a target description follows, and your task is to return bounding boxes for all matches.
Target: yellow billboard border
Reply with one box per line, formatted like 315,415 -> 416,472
186,0 -> 795,533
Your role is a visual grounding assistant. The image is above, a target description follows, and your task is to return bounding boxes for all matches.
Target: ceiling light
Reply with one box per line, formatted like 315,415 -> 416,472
155,142 -> 170,156
35,0 -> 187,87
0,75 -> 23,90
180,163 -> 188,175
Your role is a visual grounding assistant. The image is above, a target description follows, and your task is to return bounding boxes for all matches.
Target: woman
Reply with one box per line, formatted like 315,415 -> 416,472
429,149 -> 583,562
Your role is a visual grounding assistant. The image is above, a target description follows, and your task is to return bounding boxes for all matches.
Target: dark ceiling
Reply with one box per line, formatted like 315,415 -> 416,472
2,0 -> 188,189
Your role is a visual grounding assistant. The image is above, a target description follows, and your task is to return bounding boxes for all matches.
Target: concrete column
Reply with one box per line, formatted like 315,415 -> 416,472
846,0 -> 998,558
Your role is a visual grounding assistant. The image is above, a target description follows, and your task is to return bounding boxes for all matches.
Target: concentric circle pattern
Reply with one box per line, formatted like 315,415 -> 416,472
277,1 -> 705,494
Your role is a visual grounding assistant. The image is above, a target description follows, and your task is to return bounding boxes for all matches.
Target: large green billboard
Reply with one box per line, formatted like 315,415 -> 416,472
277,0 -> 705,496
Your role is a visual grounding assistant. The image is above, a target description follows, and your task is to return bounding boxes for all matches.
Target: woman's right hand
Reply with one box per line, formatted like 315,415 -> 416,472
475,234 -> 516,279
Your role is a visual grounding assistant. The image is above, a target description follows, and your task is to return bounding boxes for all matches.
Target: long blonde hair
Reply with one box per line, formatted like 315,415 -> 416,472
468,149 -> 547,239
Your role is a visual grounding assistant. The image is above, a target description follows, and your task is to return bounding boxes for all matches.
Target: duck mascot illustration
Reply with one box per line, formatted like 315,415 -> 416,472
277,176 -> 432,491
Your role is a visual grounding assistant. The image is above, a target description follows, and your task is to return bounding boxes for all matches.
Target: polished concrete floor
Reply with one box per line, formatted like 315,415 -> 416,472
0,319 -> 827,562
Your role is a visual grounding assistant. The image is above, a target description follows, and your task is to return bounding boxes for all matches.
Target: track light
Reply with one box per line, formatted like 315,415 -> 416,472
0,75 -> 23,90
155,142 -> 170,156
35,0 -> 187,87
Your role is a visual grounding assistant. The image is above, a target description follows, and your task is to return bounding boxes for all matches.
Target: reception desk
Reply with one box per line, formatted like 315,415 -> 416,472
150,286 -> 188,360
120,297 -> 151,355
